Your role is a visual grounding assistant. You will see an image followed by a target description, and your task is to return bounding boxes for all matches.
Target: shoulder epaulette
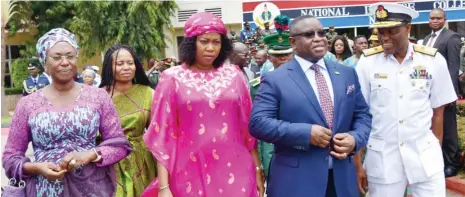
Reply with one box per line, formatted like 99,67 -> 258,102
249,77 -> 261,87
413,44 -> 437,57
362,46 -> 384,57
23,80 -> 36,93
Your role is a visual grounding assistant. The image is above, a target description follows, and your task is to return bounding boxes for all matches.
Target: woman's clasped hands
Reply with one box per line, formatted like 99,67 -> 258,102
33,150 -> 98,183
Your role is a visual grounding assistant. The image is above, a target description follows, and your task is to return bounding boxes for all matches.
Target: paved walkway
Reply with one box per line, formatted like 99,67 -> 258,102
447,190 -> 465,197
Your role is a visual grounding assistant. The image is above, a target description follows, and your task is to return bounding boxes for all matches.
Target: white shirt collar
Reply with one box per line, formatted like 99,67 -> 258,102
431,26 -> 445,35
295,55 -> 327,72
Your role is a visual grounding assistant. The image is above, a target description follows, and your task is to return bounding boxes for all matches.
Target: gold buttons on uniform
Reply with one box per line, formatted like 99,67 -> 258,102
399,120 -> 404,124
400,142 -> 404,147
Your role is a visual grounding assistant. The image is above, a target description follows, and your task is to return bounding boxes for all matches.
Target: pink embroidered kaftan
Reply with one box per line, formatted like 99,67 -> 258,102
143,64 -> 257,197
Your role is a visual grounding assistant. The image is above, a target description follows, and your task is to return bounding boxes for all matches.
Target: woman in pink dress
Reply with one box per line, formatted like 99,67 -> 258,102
142,12 -> 265,197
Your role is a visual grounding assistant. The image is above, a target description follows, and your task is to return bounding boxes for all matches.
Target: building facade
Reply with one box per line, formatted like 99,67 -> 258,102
163,0 -> 244,59
243,0 -> 465,41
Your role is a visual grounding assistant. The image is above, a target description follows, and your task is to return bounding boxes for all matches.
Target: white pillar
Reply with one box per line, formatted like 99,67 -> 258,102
354,27 -> 358,36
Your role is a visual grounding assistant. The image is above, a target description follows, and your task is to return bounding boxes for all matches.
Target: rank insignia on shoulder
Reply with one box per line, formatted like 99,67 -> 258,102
249,77 -> 261,87
413,44 -> 437,57
410,65 -> 432,79
374,73 -> 388,79
362,46 -> 384,57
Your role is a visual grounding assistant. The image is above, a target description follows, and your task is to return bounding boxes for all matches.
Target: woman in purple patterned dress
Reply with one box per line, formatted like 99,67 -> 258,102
2,28 -> 132,197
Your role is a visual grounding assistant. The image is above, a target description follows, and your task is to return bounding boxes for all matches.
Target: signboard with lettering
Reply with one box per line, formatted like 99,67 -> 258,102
243,0 -> 465,28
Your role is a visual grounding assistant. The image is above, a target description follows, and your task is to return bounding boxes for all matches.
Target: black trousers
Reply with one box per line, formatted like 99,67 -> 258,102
326,170 -> 337,197
442,102 -> 459,168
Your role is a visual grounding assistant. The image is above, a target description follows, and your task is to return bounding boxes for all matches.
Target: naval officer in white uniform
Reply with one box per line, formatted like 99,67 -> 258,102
354,3 -> 457,197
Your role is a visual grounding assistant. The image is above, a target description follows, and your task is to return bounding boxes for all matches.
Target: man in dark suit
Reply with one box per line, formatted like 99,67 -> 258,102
249,15 -> 372,197
423,8 -> 462,177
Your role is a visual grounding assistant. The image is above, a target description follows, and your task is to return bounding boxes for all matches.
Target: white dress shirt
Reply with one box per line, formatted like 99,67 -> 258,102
426,26 -> 445,47
31,76 -> 38,84
295,55 -> 334,104
295,55 -> 335,168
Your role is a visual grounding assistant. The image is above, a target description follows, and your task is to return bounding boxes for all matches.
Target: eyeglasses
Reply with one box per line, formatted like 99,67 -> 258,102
47,55 -> 78,62
291,30 -> 326,39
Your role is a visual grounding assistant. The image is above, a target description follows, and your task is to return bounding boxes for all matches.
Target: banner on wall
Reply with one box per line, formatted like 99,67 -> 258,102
243,0 -> 465,29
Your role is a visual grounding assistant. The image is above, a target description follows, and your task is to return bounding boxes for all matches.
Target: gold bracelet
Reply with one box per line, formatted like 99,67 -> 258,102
159,184 -> 170,190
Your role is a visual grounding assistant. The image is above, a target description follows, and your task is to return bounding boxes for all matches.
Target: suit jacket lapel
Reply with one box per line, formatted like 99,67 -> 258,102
433,28 -> 447,48
423,34 -> 431,46
325,60 -> 344,132
287,58 -> 326,125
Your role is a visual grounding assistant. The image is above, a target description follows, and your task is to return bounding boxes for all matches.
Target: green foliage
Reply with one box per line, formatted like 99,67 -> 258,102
4,87 -> 23,95
7,1 -> 74,58
458,116 -> 465,170
457,102 -> 465,172
1,115 -> 12,124
10,58 -> 37,89
70,1 -> 177,61
458,101 -> 465,117
7,1 -> 177,62
6,0 -> 33,35
29,1 -> 74,37
19,41 -> 38,58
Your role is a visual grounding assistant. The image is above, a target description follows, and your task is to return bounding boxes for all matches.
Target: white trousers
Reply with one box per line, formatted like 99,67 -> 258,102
368,172 -> 445,197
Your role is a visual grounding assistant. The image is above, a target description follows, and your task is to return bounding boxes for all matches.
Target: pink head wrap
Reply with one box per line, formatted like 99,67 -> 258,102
184,12 -> 227,38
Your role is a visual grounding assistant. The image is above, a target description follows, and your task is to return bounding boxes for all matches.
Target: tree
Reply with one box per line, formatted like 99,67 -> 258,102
69,1 -> 177,61
8,1 -> 74,38
7,1 -> 177,62
1,0 -> 30,116
10,58 -> 32,89
7,1 -> 76,58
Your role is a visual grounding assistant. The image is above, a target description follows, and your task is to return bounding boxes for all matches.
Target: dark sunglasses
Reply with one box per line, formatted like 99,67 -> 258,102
291,30 -> 326,39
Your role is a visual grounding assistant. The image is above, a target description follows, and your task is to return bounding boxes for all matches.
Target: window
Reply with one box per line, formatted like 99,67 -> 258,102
178,10 -> 197,22
449,21 -> 465,37
177,36 -> 184,48
3,45 -> 26,88
177,36 -> 184,57
5,62 -> 9,74
10,45 -> 25,59
205,8 -> 222,18
410,23 -> 430,42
